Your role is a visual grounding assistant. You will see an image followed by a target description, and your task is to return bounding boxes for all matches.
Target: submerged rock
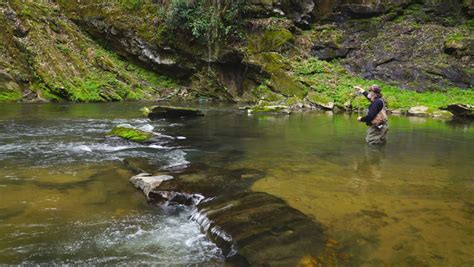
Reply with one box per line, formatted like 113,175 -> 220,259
190,191 -> 327,266
123,157 -> 163,174
107,126 -> 154,142
143,105 -> 205,120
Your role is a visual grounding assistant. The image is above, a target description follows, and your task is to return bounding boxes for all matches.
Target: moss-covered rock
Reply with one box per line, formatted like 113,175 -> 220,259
107,126 -> 154,142
145,105 -> 205,120
246,28 -> 307,99
0,1 -> 177,103
306,91 -> 335,110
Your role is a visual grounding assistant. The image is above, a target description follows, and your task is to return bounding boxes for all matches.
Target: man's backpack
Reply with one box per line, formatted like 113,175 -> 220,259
371,100 -> 388,127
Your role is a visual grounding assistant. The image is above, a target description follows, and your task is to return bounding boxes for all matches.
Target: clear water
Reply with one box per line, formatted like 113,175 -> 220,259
0,103 -> 223,265
0,102 -> 473,266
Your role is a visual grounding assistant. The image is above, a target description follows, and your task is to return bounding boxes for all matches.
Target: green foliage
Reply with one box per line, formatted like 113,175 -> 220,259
446,32 -> 472,42
108,126 -> 153,142
120,0 -> 143,10
466,19 -> 474,29
165,0 -> 245,44
56,44 -> 70,54
251,82 -> 285,102
248,29 -> 294,54
0,89 -> 22,102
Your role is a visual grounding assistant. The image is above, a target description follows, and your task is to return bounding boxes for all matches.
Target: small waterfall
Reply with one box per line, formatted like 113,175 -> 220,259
189,205 -> 237,258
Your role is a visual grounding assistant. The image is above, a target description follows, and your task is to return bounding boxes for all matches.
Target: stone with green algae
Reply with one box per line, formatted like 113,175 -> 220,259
107,126 -> 154,142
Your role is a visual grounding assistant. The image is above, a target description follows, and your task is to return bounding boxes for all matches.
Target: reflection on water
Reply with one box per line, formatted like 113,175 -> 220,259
175,112 -> 474,266
0,102 -> 473,266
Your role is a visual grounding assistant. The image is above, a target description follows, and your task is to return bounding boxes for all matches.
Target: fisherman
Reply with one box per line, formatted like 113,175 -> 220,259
355,84 -> 388,145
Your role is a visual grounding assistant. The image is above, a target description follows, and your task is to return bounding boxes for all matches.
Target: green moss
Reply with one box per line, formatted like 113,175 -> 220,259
248,28 -> 294,54
466,19 -> 474,29
248,104 -> 290,113
447,33 -> 467,42
252,83 -> 285,102
107,126 -> 153,142
307,92 -> 332,106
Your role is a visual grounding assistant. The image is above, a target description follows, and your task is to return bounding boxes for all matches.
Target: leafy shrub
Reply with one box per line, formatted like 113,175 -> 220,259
165,0 -> 245,44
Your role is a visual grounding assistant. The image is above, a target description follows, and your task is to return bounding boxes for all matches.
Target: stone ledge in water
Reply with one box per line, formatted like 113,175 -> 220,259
145,172 -> 332,266
240,104 -> 291,114
130,173 -> 174,200
107,126 -> 154,143
191,191 -> 328,266
142,105 -> 204,120
444,104 -> 474,118
408,106 -> 430,116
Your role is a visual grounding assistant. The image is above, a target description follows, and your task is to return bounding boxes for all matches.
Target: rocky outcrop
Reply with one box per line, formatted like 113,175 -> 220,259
1,0 -> 471,105
0,1 -> 169,102
310,5 -> 473,91
247,0 -> 316,28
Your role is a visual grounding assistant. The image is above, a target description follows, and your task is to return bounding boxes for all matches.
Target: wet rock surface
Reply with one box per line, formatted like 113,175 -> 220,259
192,191 -> 327,266
128,160 -> 336,266
444,104 -> 474,118
129,173 -> 174,200
144,105 -> 205,120
107,126 -> 154,143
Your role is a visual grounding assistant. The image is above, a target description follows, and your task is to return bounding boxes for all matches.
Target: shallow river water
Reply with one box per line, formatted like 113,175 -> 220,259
0,102 -> 472,266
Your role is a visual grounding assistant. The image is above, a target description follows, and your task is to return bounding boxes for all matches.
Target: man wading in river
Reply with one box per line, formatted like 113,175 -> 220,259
355,85 -> 388,145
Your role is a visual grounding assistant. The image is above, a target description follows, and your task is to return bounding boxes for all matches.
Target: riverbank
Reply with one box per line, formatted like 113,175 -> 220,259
1,1 -> 472,110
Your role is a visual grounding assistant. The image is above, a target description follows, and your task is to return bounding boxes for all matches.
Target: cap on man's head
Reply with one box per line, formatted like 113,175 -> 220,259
369,84 -> 381,93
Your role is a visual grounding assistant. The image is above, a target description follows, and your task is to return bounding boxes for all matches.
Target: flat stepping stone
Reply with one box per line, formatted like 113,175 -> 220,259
130,173 -> 174,200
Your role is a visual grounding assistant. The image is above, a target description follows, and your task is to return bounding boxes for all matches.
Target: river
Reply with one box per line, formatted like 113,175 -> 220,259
0,102 -> 472,266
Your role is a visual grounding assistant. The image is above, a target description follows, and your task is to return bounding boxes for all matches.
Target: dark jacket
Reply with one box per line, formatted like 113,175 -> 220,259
360,92 -> 384,126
